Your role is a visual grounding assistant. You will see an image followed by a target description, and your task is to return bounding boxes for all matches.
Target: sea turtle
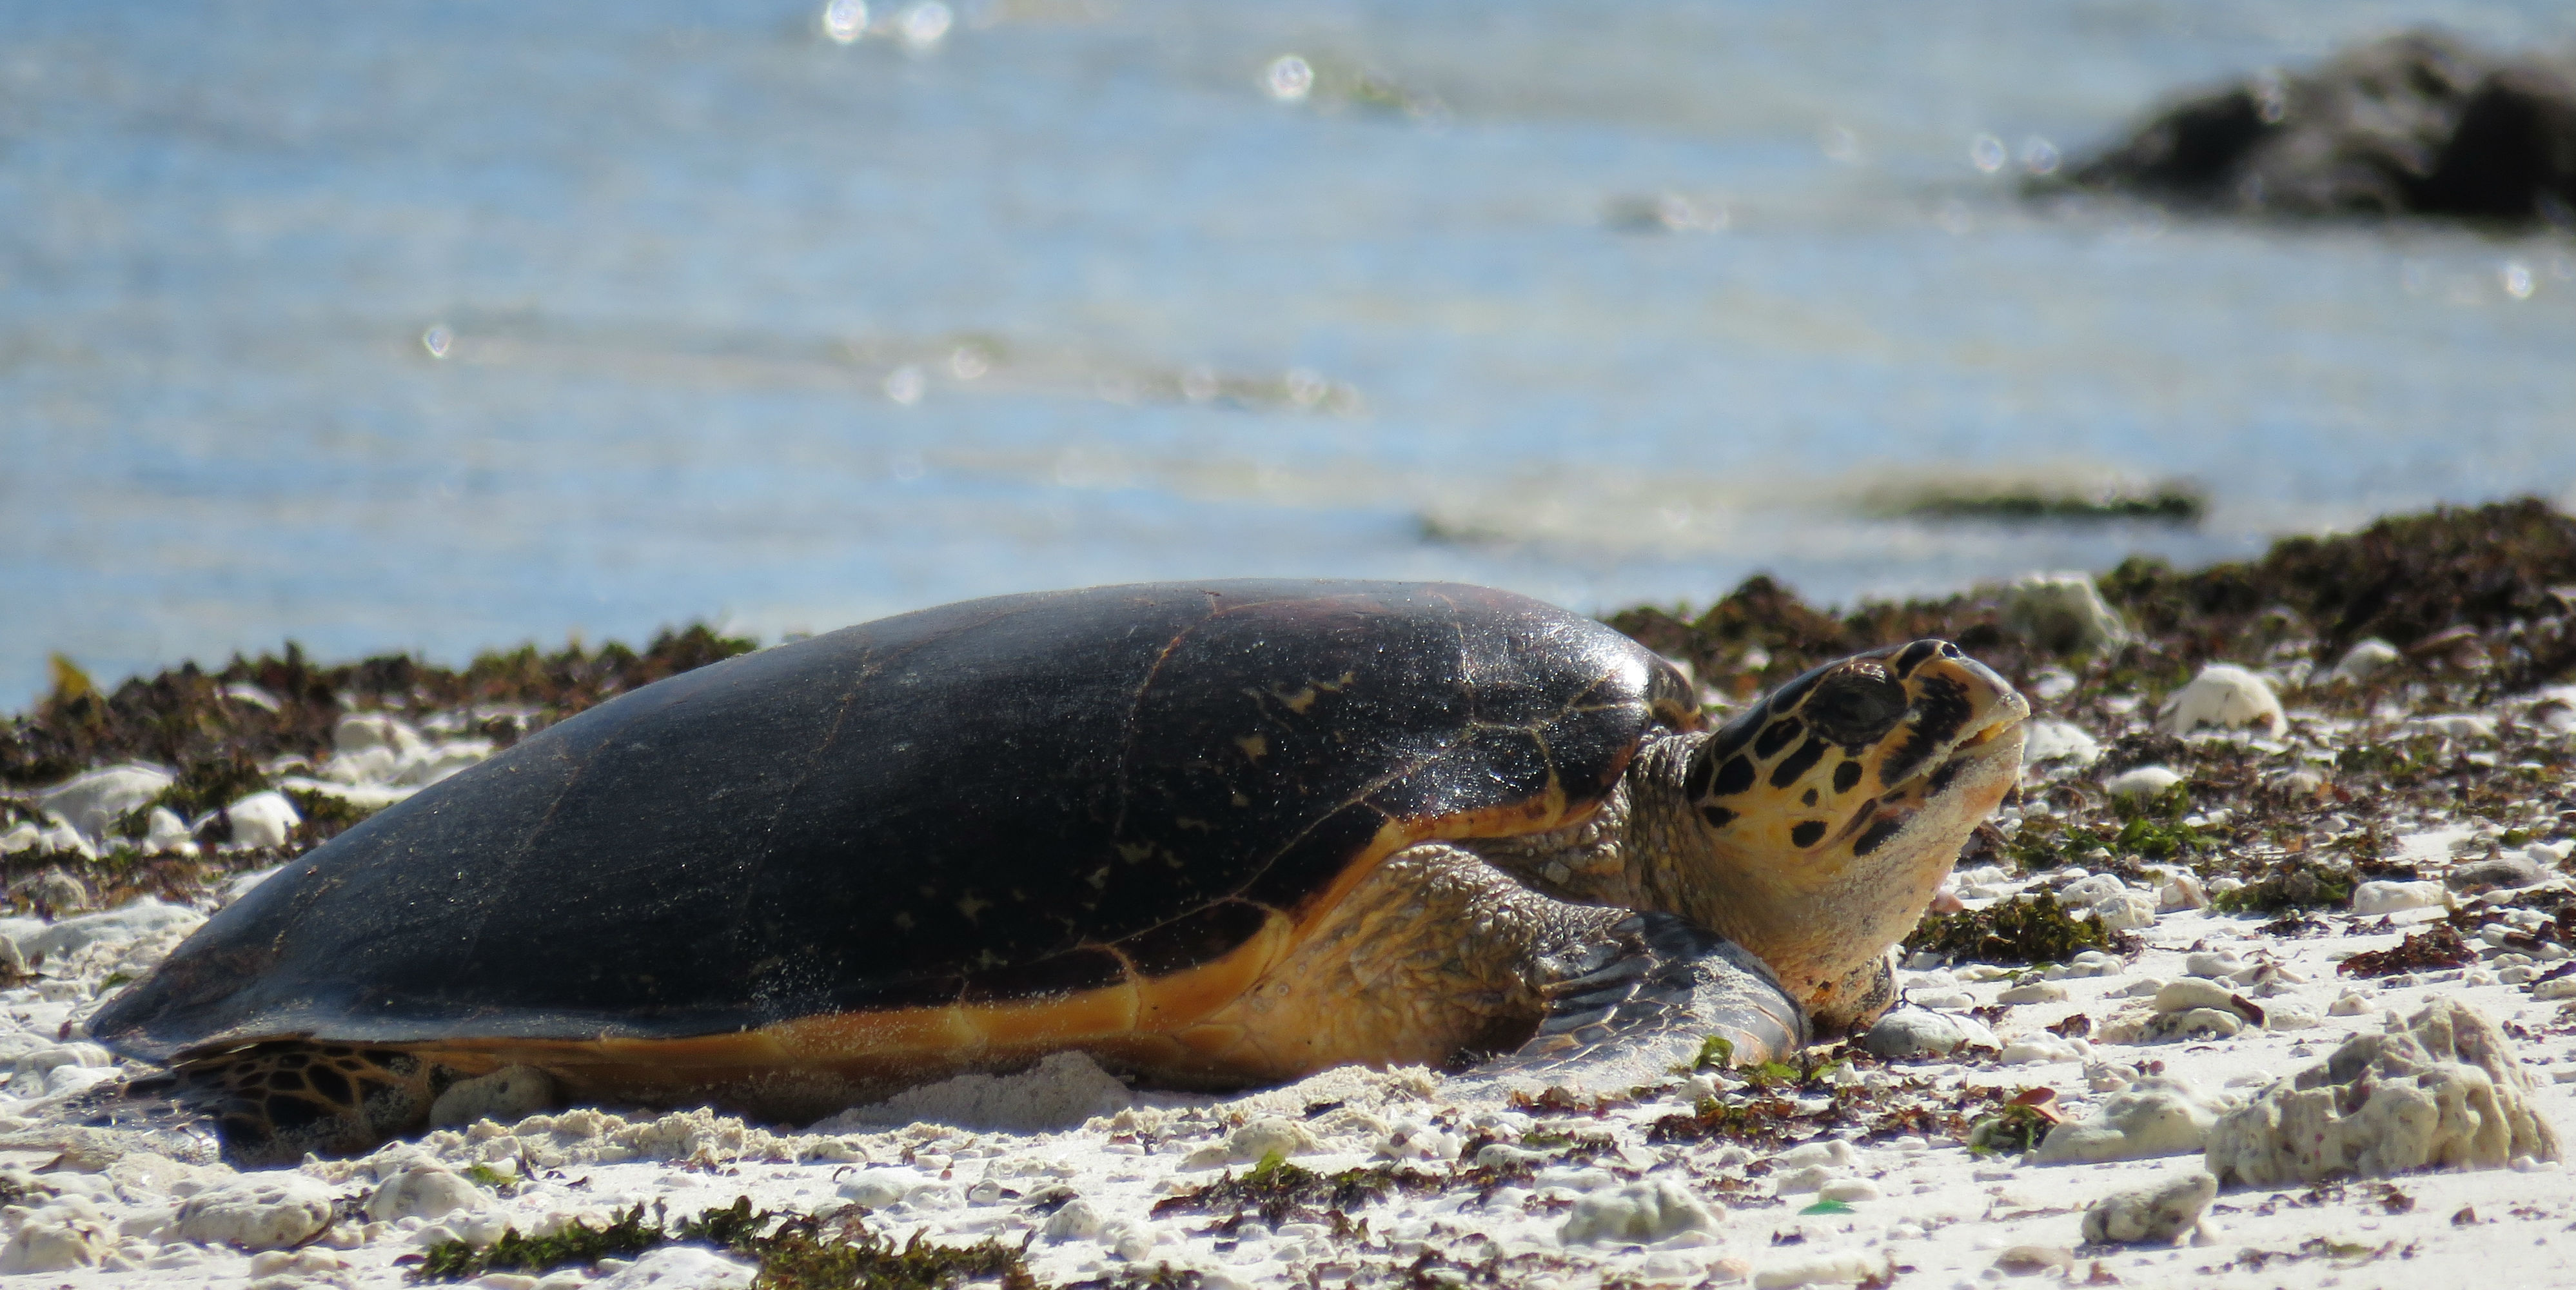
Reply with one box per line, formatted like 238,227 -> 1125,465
90,580 -> 2027,1163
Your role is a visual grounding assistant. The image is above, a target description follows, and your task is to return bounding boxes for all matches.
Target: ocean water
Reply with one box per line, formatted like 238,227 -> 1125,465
5,0 -> 2574,703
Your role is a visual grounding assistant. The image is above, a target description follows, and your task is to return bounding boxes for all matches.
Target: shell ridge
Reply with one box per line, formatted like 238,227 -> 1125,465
1104,588 -> 1233,841
710,637 -> 883,969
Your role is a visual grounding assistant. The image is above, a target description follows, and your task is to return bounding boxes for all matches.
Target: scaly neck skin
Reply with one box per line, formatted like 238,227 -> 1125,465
1475,730 -> 1717,921
1475,728 -> 1928,1013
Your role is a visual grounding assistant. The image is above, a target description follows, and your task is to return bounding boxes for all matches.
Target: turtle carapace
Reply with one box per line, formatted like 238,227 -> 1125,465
90,581 -> 2027,1162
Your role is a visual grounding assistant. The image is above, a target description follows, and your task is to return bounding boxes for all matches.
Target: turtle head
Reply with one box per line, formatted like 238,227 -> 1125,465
1671,640 -> 2027,1033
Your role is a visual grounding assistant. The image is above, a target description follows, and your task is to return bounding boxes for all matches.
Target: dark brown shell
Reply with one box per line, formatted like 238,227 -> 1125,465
94,580 -> 1694,1060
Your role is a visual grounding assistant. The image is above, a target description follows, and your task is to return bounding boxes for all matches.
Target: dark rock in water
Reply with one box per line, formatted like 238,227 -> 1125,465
2061,30 -> 2576,223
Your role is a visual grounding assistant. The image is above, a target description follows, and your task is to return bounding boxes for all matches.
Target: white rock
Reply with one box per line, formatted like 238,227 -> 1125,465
1861,1008 -> 1992,1058
34,764 -> 173,842
2205,998 -> 2563,1186
2332,638 -> 2402,684
2103,765 -> 2183,799
0,1214 -> 108,1273
1775,1139 -> 1860,1169
0,821 -> 40,856
2157,664 -> 2286,737
141,807 -> 196,855
2094,891 -> 2160,931
2329,991 -> 2372,1016
2143,1007 -> 2245,1041
829,1050 -> 1131,1133
1999,573 -> 2130,655
2060,874 -> 2126,904
2264,1000 -> 2322,1031
365,1164 -> 487,1222
172,1173 -> 337,1250
2531,977 -> 2576,1002
2063,949 -> 2127,978
2033,1077 -> 2230,1165
1817,1177 -> 1880,1202
2352,880 -> 2447,915
2000,1035 -> 2086,1065
1223,1116 -> 1317,1162
1041,1198 -> 1105,1241
2411,714 -> 2499,742
2156,875 -> 2205,913
1996,980 -> 2067,1005
18,898 -> 204,961
10,1042 -> 112,1084
2080,1171 -> 2216,1245
429,1065 -> 556,1127
221,791 -> 301,850
836,1167 -> 927,1208
595,1244 -> 758,1289
2181,951 -> 2243,978
333,713 -> 429,762
1753,1251 -> 1883,1288
2020,720 -> 2103,770
1559,1178 -> 1718,1245
2152,978 -> 2247,1015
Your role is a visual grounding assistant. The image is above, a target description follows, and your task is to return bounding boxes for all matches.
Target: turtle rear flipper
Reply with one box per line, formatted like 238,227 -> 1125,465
1466,913 -> 1807,1093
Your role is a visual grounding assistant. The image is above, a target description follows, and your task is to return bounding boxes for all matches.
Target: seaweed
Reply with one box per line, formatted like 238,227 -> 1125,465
2337,925 -> 2475,977
2211,858 -> 2355,914
1965,1102 -> 2058,1157
1903,891 -> 2136,964
5,626 -> 755,791
1150,1153 -> 1408,1228
411,1196 -> 1039,1290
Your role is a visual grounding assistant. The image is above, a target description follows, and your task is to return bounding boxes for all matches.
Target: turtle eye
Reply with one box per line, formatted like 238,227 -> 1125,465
1803,666 -> 1908,746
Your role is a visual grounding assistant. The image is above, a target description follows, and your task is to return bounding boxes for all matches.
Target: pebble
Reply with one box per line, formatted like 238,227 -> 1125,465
836,1167 -> 926,1208
2332,637 -> 2402,684
2449,854 -> 2547,893
2032,1077 -> 2230,1165
594,1245 -> 758,1288
2158,663 -> 2288,737
1991,1245 -> 2074,1275
1816,1178 -> 1880,1203
2206,998 -> 2562,1186
2181,951 -> 2243,978
2158,873 -> 2210,911
2094,890 -> 2159,929
2533,978 -> 2576,1002
2080,1171 -> 2216,1245
1042,1198 -> 1105,1240
364,1164 -> 487,1223
2352,880 -> 2447,915
1860,1008 -> 1996,1058
1995,980 -> 2067,1005
1558,1179 -> 1718,1245
1753,1251 -> 1883,1288
172,1173 -> 337,1251
32,764 -> 175,842
2102,766 -> 2182,798
221,791 -> 302,850
1999,1034 -> 2087,1066
2019,720 -> 2102,770
429,1065 -> 556,1127
1998,573 -> 2130,654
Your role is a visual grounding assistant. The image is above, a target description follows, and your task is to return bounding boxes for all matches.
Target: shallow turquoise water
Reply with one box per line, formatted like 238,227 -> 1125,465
5,1 -> 2575,701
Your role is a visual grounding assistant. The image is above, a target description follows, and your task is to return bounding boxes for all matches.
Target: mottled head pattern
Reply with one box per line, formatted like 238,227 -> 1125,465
1676,639 -> 2027,1029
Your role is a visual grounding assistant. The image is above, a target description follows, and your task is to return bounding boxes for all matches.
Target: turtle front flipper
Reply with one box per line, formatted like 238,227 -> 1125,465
1466,912 -> 1808,1093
